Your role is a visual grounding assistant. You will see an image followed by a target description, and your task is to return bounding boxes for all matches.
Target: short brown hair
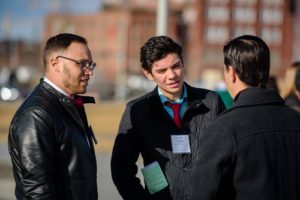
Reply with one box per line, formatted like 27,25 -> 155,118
43,33 -> 87,68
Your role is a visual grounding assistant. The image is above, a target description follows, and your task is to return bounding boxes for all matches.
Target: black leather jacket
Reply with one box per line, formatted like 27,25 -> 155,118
111,83 -> 225,200
8,79 -> 98,200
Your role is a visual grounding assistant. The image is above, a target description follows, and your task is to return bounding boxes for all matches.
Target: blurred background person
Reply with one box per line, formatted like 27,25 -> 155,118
286,67 -> 300,112
281,61 -> 300,98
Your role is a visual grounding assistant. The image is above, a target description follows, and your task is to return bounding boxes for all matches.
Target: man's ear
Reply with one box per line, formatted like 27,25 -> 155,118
227,65 -> 237,83
143,69 -> 154,81
50,57 -> 60,72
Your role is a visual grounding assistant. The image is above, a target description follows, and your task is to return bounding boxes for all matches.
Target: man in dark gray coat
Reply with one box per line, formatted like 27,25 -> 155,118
111,36 -> 225,200
193,35 -> 300,200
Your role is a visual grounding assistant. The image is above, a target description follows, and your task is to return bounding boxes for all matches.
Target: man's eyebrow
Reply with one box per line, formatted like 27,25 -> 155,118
172,60 -> 182,66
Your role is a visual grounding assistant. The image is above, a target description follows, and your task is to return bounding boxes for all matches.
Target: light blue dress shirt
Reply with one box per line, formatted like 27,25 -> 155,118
158,83 -> 187,119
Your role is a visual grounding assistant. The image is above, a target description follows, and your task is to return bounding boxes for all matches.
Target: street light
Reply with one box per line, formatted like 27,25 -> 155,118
156,0 -> 168,36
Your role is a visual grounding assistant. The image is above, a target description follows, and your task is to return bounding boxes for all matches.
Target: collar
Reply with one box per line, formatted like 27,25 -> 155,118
158,83 -> 187,104
41,78 -> 95,105
146,83 -> 203,119
43,77 -> 70,97
233,87 -> 284,108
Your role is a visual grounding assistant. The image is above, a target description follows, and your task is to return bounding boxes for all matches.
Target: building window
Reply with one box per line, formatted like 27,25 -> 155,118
261,27 -> 282,45
261,8 -> 283,25
203,48 -> 223,65
234,0 -> 257,5
233,7 -> 256,24
207,0 -> 229,4
207,6 -> 229,23
206,25 -> 229,44
262,0 -> 282,6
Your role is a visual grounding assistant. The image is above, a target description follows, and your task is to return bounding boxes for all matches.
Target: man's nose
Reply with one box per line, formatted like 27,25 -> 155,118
84,68 -> 93,76
168,69 -> 176,78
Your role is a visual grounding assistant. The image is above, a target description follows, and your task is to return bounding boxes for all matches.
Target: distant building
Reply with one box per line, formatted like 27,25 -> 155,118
0,40 -> 41,100
44,1 -> 178,99
0,40 -> 41,70
44,0 -> 297,98
183,0 -> 294,84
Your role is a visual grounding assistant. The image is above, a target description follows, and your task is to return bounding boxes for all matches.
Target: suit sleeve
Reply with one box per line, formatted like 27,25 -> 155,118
9,108 -> 57,199
110,104 -> 150,200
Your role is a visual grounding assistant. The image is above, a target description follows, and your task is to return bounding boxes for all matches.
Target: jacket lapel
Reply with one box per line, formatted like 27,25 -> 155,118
40,80 -> 96,166
61,99 -> 86,130
148,87 -> 172,122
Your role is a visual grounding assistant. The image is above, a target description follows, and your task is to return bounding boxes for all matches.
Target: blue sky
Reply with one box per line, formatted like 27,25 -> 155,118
0,0 -> 102,42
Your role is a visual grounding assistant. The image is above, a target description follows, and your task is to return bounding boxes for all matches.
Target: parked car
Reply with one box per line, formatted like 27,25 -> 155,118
0,83 -> 21,102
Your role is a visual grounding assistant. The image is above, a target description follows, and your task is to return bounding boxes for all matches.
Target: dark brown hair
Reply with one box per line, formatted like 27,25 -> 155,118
43,33 -> 87,68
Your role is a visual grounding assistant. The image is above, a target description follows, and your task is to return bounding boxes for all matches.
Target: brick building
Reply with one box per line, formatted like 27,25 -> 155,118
183,0 -> 295,86
44,2 -> 178,99
43,0 -> 297,98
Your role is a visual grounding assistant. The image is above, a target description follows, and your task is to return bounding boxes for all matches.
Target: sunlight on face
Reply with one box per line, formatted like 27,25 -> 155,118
60,42 -> 93,95
145,53 -> 184,101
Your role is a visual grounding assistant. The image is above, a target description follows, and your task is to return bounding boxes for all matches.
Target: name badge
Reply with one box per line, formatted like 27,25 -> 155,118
171,135 -> 191,154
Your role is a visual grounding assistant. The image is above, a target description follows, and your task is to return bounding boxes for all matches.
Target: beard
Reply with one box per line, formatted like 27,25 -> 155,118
62,64 -> 87,95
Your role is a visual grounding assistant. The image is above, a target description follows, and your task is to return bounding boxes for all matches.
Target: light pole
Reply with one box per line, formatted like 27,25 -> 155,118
156,0 -> 168,36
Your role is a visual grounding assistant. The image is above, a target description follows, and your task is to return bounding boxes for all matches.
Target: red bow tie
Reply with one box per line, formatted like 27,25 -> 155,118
74,96 -> 83,107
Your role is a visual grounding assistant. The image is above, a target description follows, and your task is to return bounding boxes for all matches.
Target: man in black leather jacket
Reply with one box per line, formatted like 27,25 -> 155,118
111,36 -> 225,199
8,33 -> 98,200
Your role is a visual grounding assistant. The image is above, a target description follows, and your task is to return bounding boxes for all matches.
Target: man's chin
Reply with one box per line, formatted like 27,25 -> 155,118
165,87 -> 182,96
76,88 -> 86,94
168,84 -> 183,92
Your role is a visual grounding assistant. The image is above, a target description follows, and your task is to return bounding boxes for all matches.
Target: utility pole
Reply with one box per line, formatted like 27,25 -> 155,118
156,0 -> 168,36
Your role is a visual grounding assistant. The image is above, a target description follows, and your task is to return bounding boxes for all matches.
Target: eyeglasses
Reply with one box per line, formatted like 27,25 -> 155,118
56,56 -> 96,71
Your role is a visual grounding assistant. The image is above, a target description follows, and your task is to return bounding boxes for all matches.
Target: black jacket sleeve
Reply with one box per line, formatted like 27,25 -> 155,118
9,108 -> 58,199
110,104 -> 150,200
